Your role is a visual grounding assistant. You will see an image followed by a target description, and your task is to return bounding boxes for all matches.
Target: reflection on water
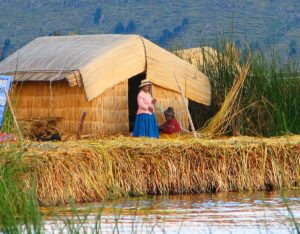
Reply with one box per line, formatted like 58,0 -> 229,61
42,190 -> 300,233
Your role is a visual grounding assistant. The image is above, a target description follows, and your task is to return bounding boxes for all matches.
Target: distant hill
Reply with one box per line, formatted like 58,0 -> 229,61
1,0 -> 300,60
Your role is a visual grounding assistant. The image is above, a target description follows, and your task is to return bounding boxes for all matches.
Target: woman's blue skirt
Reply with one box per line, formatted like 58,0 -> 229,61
133,113 -> 159,138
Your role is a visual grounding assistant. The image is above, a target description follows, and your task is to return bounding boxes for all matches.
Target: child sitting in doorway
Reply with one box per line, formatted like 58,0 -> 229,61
159,107 -> 181,134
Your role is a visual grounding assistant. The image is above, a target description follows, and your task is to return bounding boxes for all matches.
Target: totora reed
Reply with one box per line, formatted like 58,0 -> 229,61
1,135 -> 300,206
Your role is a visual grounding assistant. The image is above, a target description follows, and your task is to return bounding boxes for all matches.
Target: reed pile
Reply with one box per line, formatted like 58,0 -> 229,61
19,117 -> 63,140
2,135 -> 300,206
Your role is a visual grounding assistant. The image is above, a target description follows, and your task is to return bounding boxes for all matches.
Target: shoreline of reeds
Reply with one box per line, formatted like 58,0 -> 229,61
1,135 -> 300,206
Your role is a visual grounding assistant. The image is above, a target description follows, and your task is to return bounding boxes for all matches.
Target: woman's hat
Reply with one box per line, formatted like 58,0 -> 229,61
139,79 -> 152,88
164,107 -> 175,116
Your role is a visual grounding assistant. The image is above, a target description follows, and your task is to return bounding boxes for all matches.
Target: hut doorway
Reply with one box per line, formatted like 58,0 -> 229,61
128,73 -> 146,132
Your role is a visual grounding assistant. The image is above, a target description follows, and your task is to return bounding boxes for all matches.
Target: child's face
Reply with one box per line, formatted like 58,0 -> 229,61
165,114 -> 173,121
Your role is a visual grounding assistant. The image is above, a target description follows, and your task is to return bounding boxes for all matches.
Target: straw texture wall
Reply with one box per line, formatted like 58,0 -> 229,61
13,80 -> 189,136
13,80 -> 129,135
152,85 -> 189,130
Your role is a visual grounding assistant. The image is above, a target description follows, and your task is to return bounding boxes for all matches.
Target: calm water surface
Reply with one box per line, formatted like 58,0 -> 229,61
43,190 -> 300,233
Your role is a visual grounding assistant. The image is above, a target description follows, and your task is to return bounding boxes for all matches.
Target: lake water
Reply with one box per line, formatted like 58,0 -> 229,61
42,189 -> 300,233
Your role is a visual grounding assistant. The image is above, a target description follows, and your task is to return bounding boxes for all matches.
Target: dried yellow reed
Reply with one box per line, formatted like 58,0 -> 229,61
19,117 -> 64,140
200,59 -> 250,136
2,135 -> 299,206
13,80 -> 129,136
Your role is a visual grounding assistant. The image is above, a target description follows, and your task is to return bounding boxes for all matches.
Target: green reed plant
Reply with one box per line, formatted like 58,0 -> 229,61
1,107 -> 14,133
192,36 -> 300,136
2,81 -> 23,135
247,52 -> 300,136
0,144 -> 42,233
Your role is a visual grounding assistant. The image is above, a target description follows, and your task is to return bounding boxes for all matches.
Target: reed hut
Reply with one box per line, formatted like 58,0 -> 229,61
176,46 -> 218,66
177,46 -> 241,73
0,35 -> 211,135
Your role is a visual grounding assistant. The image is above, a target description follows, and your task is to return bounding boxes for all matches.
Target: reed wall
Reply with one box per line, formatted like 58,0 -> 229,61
12,80 -> 129,135
12,80 -> 190,136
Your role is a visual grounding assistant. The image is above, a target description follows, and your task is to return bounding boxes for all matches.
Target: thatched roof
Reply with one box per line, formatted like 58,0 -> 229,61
0,35 -> 211,105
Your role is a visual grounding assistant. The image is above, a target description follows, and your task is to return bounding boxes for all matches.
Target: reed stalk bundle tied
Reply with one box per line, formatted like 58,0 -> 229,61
200,59 -> 250,136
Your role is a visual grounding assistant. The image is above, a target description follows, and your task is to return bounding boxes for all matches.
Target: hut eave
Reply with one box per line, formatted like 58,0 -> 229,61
6,70 -> 82,87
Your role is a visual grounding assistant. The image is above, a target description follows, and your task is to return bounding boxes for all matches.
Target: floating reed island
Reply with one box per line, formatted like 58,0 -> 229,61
2,135 -> 300,206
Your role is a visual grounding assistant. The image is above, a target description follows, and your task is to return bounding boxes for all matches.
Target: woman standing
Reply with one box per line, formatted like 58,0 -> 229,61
133,79 -> 159,138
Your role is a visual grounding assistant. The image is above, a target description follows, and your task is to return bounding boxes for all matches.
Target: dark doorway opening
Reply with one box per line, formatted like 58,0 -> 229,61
128,73 -> 146,132
188,99 -> 219,130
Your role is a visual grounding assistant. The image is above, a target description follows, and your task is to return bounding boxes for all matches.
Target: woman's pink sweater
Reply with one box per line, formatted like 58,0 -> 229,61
136,90 -> 154,115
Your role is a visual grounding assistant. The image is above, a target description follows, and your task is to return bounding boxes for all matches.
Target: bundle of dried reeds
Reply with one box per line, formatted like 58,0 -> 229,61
200,58 -> 250,136
19,117 -> 63,140
3,135 -> 299,206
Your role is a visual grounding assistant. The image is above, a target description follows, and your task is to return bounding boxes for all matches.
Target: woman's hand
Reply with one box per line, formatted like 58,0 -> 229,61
152,98 -> 157,105
148,106 -> 154,112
